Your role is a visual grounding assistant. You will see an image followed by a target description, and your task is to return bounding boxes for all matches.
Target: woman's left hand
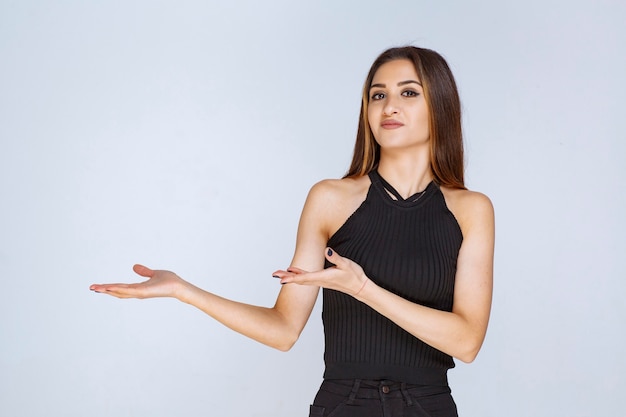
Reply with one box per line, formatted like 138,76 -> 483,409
273,248 -> 369,297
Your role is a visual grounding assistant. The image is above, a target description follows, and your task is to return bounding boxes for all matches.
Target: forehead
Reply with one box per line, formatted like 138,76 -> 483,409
371,59 -> 420,85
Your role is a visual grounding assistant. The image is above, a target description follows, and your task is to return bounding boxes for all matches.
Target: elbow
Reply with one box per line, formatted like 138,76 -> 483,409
274,340 -> 295,352
271,332 -> 300,352
455,340 -> 483,364
268,309 -> 307,351
275,343 -> 294,352
457,350 -> 479,364
453,320 -> 489,363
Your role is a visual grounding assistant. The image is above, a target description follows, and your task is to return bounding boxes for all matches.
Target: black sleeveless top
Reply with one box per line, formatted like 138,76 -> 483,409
322,170 -> 463,385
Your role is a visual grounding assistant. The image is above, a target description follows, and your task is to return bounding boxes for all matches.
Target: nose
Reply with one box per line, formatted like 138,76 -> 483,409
383,97 -> 399,116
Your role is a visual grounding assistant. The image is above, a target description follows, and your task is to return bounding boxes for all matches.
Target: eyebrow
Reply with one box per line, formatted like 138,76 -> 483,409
369,80 -> 422,89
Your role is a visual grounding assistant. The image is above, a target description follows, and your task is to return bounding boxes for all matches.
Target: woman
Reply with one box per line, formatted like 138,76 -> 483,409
90,46 -> 494,417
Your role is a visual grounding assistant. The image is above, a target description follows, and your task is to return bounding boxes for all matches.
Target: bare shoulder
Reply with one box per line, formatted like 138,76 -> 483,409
305,175 -> 371,239
308,175 -> 369,202
440,186 -> 494,235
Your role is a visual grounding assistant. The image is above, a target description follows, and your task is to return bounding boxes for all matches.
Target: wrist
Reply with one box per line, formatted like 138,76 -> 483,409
174,279 -> 196,304
353,277 -> 369,297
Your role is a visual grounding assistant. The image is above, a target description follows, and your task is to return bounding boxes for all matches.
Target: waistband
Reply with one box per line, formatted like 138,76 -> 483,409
319,379 -> 451,405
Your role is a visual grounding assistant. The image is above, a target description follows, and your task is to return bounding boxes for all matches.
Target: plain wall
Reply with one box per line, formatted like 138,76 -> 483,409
1,1 -> 624,416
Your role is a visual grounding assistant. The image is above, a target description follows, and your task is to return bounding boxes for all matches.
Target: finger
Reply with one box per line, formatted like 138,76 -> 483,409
286,266 -> 307,274
133,264 -> 154,278
89,283 -> 118,292
272,270 -> 297,286
325,247 -> 343,266
272,269 -> 288,278
272,266 -> 308,277
90,283 -> 142,298
280,268 -> 331,285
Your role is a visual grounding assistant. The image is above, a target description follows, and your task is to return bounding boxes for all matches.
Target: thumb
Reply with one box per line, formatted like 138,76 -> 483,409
325,247 -> 342,265
133,264 -> 154,278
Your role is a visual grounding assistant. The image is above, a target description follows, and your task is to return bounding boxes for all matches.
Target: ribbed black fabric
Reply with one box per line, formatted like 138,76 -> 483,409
322,170 -> 463,385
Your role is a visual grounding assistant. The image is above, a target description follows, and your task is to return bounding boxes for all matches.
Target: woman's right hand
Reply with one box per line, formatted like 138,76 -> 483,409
89,264 -> 185,299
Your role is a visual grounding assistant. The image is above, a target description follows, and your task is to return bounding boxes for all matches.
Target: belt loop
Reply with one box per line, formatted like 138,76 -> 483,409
347,379 -> 361,404
400,382 -> 413,406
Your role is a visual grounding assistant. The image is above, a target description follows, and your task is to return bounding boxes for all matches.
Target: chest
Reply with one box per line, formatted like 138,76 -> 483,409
327,194 -> 462,307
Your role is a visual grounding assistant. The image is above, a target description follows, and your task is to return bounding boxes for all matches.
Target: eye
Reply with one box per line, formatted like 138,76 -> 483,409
371,92 -> 385,101
402,90 -> 419,97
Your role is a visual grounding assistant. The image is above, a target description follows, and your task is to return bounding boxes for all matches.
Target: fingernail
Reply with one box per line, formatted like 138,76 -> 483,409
272,275 -> 280,279
327,248 -> 333,256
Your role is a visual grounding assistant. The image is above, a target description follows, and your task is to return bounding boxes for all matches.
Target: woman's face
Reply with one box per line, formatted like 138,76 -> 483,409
367,59 -> 430,152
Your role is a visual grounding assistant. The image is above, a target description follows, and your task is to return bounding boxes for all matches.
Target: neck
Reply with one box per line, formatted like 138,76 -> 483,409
376,149 -> 433,199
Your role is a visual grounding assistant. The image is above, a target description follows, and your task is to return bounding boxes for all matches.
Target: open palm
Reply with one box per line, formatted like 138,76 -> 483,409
90,264 -> 184,299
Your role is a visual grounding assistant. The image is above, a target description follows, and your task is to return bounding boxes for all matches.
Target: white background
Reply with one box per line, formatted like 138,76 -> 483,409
1,1 -> 624,416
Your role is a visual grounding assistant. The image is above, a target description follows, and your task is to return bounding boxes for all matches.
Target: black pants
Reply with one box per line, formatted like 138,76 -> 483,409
309,379 -> 458,417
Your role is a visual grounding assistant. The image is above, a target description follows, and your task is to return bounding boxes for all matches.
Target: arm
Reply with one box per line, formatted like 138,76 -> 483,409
275,191 -> 494,362
89,183 -> 330,351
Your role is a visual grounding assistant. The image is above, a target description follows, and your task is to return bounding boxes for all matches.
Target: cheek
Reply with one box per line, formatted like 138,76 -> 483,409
367,106 -> 376,122
411,112 -> 430,139
416,107 -> 430,131
367,109 -> 378,130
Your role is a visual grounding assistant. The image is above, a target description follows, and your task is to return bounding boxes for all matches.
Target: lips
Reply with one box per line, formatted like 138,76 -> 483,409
381,119 -> 404,129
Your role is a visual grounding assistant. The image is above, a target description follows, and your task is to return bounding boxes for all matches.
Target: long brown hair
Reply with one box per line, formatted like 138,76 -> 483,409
345,46 -> 465,189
